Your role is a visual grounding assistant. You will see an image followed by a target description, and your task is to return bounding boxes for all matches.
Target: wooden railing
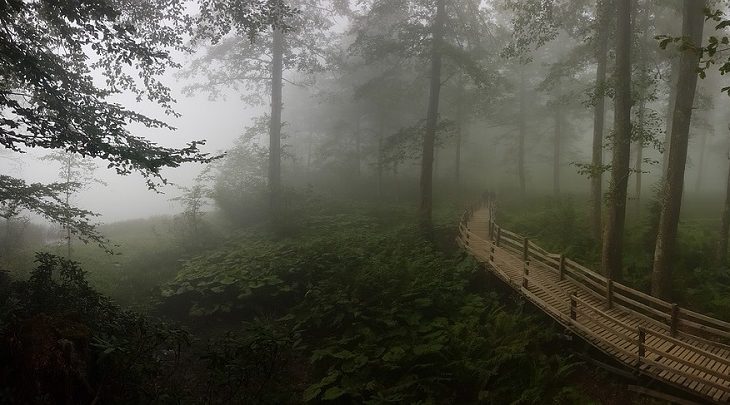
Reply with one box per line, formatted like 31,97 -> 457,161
457,197 -> 730,401
458,196 -> 730,348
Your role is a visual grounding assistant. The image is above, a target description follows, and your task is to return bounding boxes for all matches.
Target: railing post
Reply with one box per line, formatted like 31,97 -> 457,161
636,326 -> 646,372
569,292 -> 577,321
558,254 -> 565,281
496,227 -> 501,247
489,220 -> 494,240
606,279 -> 614,310
522,261 -> 530,289
522,237 -> 529,262
670,304 -> 679,337
489,244 -> 495,262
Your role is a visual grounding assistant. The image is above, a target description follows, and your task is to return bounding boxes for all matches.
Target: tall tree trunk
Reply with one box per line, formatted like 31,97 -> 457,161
694,131 -> 706,193
418,0 -> 445,232
662,57 -> 680,176
601,0 -> 632,280
455,81 -> 465,187
634,1 -> 650,218
717,150 -> 730,265
554,100 -> 561,197
518,68 -> 527,197
652,0 -> 705,299
65,154 -> 72,258
269,26 -> 284,215
592,0 -> 610,243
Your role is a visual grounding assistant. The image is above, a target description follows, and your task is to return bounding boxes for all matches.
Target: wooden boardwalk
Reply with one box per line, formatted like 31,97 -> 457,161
457,200 -> 730,403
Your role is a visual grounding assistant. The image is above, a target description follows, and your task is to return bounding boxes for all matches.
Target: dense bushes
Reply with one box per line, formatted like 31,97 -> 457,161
0,253 -> 304,404
160,213 -> 585,403
0,203 -> 597,404
0,254 -> 189,404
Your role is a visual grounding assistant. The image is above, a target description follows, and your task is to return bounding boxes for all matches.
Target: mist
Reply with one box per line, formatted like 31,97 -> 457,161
2,0 -> 730,404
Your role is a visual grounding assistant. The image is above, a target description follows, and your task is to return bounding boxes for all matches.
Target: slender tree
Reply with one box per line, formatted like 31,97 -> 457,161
270,25 -> 284,214
633,1 -> 651,217
652,0 -> 705,298
553,95 -> 562,196
591,0 -> 611,243
518,68 -> 528,196
717,139 -> 730,265
41,152 -> 104,257
182,0 -> 335,217
419,0 -> 446,232
601,0 -> 632,280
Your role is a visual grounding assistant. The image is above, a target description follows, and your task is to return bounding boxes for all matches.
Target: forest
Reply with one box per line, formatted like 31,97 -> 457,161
2,0 -> 730,403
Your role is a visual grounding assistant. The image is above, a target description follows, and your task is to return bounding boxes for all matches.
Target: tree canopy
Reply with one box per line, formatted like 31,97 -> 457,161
0,0 -> 282,245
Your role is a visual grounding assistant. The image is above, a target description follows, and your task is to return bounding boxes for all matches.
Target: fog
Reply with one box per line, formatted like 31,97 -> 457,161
3,1 -> 730,404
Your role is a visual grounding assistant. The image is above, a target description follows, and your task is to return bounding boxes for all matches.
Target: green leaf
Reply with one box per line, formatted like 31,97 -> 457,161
322,386 -> 346,400
382,346 -> 406,362
302,385 -> 321,402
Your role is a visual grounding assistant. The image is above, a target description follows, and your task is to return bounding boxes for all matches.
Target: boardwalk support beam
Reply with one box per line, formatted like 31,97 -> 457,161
522,261 -> 530,289
606,279 -> 614,309
522,238 -> 529,262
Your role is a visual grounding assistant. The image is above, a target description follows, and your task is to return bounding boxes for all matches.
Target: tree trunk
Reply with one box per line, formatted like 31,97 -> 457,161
65,154 -> 72,258
592,0 -> 610,244
269,26 -> 284,215
518,68 -> 527,197
455,81 -> 465,187
554,101 -> 561,197
717,151 -> 730,265
418,0 -> 445,232
652,0 -> 705,299
601,0 -> 632,280
634,2 -> 650,218
662,57 -> 680,176
694,131 -> 706,193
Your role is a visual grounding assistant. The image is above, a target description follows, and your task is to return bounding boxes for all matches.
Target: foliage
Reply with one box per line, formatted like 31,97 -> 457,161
0,253 -> 190,404
0,0 -> 231,245
661,6 -> 730,95
208,118 -> 270,226
0,176 -> 105,247
0,252 -> 302,404
161,208 -> 582,403
500,196 -> 597,263
171,173 -> 216,250
181,0 -> 336,104
0,0 -> 215,186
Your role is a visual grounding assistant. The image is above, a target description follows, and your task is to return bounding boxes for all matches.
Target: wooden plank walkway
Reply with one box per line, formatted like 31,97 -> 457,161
457,200 -> 730,404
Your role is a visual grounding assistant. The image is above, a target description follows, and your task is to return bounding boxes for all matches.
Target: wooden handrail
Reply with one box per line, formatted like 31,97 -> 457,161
456,196 -> 730,402
456,196 -> 730,346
